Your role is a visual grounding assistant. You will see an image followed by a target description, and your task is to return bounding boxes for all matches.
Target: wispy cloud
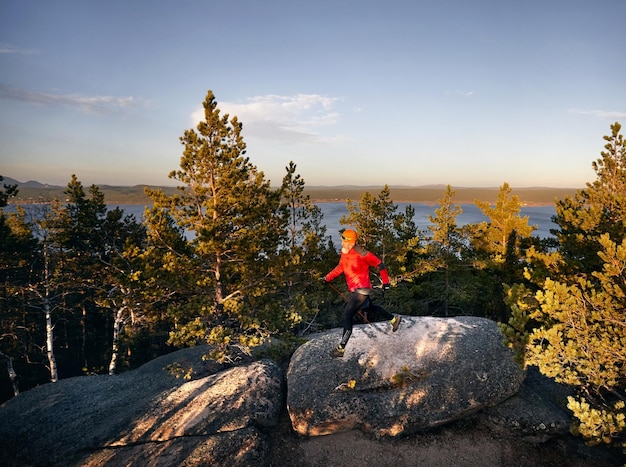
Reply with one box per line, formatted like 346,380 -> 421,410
191,93 -> 342,143
570,109 -> 626,119
446,90 -> 474,98
0,43 -> 38,55
0,84 -> 137,114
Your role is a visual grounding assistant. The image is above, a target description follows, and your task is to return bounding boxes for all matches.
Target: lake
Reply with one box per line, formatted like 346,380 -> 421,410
105,202 -> 557,240
315,202 -> 557,240
4,202 -> 558,240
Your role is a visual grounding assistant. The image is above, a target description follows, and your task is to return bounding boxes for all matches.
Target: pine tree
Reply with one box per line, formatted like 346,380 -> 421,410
553,122 -> 626,276
339,186 -> 426,314
97,207 -> 148,375
145,90 -> 287,361
468,182 -> 537,320
526,234 -> 626,446
472,182 -> 535,266
0,176 -> 18,207
275,165 -> 341,333
0,203 -> 38,397
502,123 -> 626,448
281,161 -> 307,250
342,191 -> 378,250
423,185 -> 467,315
428,185 -> 465,261
340,185 -> 399,264
25,176 -> 141,378
49,176 -> 111,374
405,185 -> 479,316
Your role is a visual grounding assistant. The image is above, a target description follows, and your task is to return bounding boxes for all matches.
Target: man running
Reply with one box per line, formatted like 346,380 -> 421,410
325,229 -> 401,358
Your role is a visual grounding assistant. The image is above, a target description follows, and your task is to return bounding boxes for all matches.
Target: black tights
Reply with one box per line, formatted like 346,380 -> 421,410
340,292 -> 393,347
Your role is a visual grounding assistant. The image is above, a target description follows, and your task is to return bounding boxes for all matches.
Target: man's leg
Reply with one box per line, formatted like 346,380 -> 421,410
331,292 -> 368,357
390,314 -> 402,332
365,302 -> 402,332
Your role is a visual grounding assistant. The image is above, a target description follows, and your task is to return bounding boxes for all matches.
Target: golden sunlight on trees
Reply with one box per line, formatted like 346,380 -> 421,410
145,90 -> 286,361
472,182 -> 535,265
1,97 -> 624,457
501,122 -> 626,449
142,92 -> 336,362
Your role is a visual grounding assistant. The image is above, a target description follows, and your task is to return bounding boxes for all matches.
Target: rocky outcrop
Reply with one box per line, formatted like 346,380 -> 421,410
0,346 -> 284,467
1,319 -> 620,466
287,316 -> 525,437
480,365 -> 574,443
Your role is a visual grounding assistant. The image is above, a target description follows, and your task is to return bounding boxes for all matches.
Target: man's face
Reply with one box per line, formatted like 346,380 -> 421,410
341,236 -> 355,249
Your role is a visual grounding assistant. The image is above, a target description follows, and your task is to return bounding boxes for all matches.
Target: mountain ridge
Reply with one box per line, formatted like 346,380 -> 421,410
2,176 -> 580,205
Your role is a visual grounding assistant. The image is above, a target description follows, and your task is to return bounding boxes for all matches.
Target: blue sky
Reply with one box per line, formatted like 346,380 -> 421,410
1,1 -> 625,188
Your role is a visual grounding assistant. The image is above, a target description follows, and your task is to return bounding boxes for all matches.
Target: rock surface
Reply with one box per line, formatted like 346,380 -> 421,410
287,316 -> 525,437
0,324 -> 622,466
0,347 -> 283,466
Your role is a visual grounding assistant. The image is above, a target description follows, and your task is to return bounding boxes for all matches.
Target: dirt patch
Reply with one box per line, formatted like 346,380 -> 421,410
266,410 -> 623,467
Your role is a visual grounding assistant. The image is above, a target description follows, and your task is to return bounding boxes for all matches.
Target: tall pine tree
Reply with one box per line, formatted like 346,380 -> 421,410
502,123 -> 626,448
146,90 -> 286,360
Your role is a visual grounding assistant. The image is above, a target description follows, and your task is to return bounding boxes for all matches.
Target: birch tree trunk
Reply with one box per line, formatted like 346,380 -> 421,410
0,351 -> 19,396
44,300 -> 58,382
43,243 -> 58,382
108,306 -> 126,375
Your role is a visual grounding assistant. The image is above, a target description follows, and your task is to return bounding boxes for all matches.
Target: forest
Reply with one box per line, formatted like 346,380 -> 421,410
0,91 -> 624,450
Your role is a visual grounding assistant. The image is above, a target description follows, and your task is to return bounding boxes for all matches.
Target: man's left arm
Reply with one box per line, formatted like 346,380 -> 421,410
365,252 -> 390,288
376,262 -> 390,289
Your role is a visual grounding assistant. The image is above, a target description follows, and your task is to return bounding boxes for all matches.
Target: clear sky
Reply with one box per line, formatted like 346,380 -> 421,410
1,1 -> 625,189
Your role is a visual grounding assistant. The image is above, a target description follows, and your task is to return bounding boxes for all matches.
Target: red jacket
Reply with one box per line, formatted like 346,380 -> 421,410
325,245 -> 390,292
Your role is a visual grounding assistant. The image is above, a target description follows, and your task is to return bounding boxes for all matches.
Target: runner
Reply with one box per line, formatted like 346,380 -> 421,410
324,229 -> 401,357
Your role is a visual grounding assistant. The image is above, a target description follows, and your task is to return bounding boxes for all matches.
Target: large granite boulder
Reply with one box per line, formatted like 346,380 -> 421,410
0,346 -> 284,467
287,315 -> 525,437
1,331 -> 620,466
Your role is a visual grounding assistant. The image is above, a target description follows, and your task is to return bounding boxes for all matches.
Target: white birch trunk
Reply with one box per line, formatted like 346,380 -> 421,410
0,352 -> 19,396
108,306 -> 126,375
44,299 -> 58,382
43,243 -> 58,383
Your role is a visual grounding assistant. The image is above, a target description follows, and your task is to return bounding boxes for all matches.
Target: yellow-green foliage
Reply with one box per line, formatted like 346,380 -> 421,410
474,182 -> 535,263
390,365 -> 419,388
335,379 -> 357,392
168,317 -> 209,348
527,239 -> 625,389
499,283 -> 535,365
498,303 -> 528,366
568,397 -> 625,447
253,336 -> 306,365
507,123 -> 626,449
523,235 -> 626,447
165,362 -> 195,380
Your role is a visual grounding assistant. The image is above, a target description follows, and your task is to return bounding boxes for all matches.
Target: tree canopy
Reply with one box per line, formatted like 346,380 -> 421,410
501,122 -> 626,449
1,99 -> 623,450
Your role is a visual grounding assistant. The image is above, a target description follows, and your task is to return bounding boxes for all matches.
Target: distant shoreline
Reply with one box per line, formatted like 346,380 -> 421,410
5,181 -> 580,207
303,186 -> 576,206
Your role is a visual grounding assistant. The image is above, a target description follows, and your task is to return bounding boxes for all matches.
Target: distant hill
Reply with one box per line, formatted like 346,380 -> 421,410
1,177 -> 50,189
2,177 -> 580,205
303,185 -> 579,205
2,177 -> 178,204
